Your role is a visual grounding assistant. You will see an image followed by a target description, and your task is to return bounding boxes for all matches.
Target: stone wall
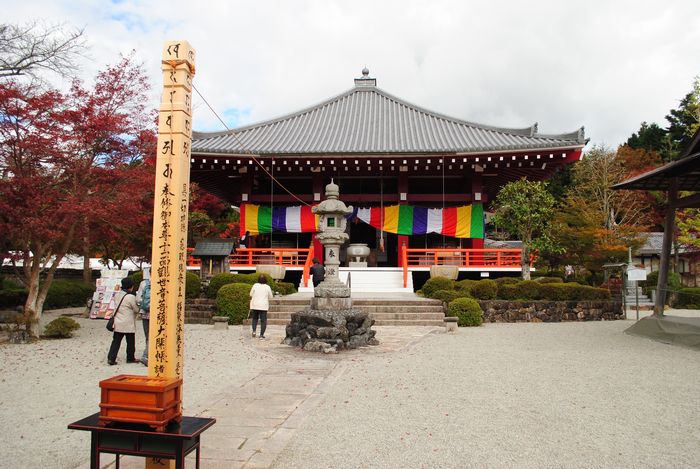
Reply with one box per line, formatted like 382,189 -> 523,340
478,300 -> 624,322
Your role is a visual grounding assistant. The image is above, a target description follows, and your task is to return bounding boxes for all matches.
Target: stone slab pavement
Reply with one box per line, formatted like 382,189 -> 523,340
79,324 -> 440,469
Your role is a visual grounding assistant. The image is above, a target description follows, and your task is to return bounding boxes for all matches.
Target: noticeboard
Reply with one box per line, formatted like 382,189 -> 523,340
627,268 -> 648,281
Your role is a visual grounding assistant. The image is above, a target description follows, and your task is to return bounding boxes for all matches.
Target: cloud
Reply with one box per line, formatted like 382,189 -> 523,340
3,0 -> 700,148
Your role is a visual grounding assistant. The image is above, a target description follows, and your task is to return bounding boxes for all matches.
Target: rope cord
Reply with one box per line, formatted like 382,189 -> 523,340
191,83 -> 310,207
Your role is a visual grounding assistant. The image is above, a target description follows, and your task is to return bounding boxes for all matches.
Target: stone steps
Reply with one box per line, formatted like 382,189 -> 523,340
258,296 -> 445,326
265,311 -> 445,320
185,298 -> 216,324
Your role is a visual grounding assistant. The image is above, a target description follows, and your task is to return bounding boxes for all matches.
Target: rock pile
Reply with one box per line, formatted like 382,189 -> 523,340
284,309 -> 379,353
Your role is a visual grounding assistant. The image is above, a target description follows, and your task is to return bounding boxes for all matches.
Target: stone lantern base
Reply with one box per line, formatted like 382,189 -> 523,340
283,309 -> 379,353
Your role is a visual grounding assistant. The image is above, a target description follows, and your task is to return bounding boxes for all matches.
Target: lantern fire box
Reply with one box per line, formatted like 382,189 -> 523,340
98,375 -> 182,431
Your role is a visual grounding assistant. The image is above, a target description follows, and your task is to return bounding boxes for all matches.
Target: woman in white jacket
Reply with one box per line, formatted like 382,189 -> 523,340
107,277 -> 140,365
250,274 -> 273,339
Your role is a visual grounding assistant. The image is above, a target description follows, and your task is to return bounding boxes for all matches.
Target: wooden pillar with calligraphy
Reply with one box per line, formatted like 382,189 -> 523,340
145,40 -> 195,469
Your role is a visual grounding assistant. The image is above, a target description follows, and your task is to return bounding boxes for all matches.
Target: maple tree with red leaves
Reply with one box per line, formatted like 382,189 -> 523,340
0,56 -> 156,337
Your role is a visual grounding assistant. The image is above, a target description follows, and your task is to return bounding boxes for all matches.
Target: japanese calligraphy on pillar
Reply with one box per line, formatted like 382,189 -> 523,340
149,41 -> 195,380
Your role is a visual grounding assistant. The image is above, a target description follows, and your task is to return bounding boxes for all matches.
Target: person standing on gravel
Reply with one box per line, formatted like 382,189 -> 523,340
107,277 -> 140,365
135,268 -> 151,367
249,274 -> 273,339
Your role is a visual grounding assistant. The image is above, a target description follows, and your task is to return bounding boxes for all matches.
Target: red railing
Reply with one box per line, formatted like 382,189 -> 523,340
402,248 -> 525,287
302,245 -> 314,288
187,247 -> 312,270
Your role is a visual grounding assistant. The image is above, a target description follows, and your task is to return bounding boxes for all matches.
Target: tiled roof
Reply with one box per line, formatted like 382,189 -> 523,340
637,232 -> 692,255
192,239 -> 235,257
193,75 -> 585,156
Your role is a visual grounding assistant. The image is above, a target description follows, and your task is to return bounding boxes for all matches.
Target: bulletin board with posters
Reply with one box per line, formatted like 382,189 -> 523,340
89,269 -> 130,319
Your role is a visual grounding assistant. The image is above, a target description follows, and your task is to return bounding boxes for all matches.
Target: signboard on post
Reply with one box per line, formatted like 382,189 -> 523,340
627,268 -> 647,281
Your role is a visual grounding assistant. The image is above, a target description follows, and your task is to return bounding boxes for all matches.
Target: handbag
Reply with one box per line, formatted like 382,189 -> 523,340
106,294 -> 128,332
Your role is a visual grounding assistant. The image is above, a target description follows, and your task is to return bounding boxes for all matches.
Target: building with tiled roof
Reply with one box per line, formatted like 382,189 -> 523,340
190,70 -> 586,266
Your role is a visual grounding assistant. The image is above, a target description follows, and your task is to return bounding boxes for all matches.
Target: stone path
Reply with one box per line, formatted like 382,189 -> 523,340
84,325 -> 440,468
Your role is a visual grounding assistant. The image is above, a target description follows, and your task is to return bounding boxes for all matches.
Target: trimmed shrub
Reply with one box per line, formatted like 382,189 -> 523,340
640,270 -> 682,297
273,282 -> 297,295
0,288 -> 28,308
422,277 -> 455,298
515,280 -> 542,300
470,279 -> 498,300
448,297 -> 483,327
432,289 -> 466,305
128,271 -> 144,285
673,288 -> 700,308
538,283 -> 611,301
535,277 -> 564,284
207,273 -> 238,298
498,283 -> 519,300
455,279 -> 477,292
44,280 -> 95,309
537,283 -> 572,301
495,277 -> 519,286
186,272 -> 201,298
216,283 -> 252,324
0,277 -> 22,290
43,316 -> 81,338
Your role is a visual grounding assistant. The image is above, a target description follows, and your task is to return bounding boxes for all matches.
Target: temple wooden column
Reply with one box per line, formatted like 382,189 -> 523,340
147,40 -> 195,469
397,171 -> 409,266
312,172 -> 324,261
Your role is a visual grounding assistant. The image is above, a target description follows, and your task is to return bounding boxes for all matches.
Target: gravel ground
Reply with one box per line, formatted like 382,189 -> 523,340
1,310 -> 699,469
273,320 -> 700,469
0,309 -> 278,469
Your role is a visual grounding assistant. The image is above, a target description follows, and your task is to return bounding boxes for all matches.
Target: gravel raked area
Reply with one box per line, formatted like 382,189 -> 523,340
0,309 -> 278,469
273,320 -> 700,469
2,310 -> 699,468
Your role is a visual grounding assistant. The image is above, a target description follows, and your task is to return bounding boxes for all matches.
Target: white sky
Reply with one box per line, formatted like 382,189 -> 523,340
4,0 -> 700,148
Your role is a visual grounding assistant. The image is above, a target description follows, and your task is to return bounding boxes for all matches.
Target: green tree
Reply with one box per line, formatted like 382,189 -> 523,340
491,178 -> 559,280
626,122 -> 674,161
551,146 -> 646,281
666,77 -> 700,157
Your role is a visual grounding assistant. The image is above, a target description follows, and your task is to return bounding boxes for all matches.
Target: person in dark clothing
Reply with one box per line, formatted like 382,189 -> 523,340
309,258 -> 325,287
239,231 -> 250,249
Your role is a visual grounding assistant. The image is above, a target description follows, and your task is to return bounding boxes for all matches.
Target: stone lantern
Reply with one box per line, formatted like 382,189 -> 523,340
312,179 -> 353,302
284,179 -> 378,353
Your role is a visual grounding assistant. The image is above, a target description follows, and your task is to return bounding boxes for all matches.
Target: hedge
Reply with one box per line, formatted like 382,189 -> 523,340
207,272 -> 273,298
448,297 -> 483,326
495,277 -> 519,286
185,272 -> 201,298
640,270 -> 682,297
537,283 -> 611,301
535,277 -> 564,284
0,288 -> 28,309
432,289 -> 467,305
128,271 -> 144,285
422,277 -> 454,298
674,288 -> 700,308
44,280 -> 95,309
273,282 -> 297,295
455,279 -> 477,292
216,283 -> 252,324
470,280 -> 498,300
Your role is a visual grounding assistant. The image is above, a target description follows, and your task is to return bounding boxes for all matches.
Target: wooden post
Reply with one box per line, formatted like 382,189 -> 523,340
146,41 -> 195,469
146,38 -> 195,469
149,39 -> 195,377
655,181 -> 678,316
